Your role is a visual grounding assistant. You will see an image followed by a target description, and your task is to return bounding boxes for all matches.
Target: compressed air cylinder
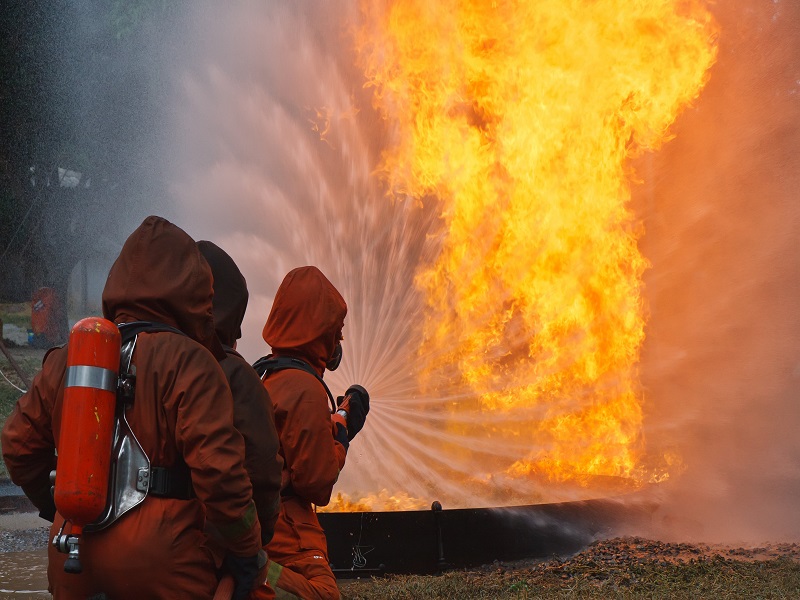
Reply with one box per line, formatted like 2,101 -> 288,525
54,317 -> 120,528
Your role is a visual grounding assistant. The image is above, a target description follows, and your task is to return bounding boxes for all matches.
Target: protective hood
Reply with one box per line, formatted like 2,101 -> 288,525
262,266 -> 347,373
102,215 -> 225,359
196,240 -> 248,348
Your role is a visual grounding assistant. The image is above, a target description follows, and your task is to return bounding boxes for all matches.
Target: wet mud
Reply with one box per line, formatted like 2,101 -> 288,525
0,512 -> 51,598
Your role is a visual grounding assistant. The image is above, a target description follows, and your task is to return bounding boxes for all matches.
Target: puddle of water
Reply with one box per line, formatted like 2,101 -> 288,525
0,549 -> 50,599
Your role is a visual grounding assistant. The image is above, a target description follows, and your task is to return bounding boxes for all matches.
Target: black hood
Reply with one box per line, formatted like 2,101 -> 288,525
196,240 -> 249,348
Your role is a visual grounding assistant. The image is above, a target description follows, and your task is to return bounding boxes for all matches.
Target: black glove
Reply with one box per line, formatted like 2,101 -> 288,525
337,384 -> 370,441
223,550 -> 266,600
22,480 -> 56,523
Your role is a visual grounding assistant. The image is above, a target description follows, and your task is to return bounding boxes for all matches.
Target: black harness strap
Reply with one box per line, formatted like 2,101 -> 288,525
253,355 -> 336,413
117,321 -> 186,345
117,321 -> 194,500
147,465 -> 194,499
116,321 -> 187,403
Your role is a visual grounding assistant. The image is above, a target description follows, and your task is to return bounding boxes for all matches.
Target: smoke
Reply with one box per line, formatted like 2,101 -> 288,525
632,1 -> 800,542
150,1 -> 800,542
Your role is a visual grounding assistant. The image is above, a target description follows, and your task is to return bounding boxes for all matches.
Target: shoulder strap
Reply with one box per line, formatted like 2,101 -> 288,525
253,355 -> 336,413
117,321 -> 186,345
116,322 -> 188,404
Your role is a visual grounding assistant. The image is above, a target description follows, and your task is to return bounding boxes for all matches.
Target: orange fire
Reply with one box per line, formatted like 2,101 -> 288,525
347,0 -> 717,508
325,490 -> 429,512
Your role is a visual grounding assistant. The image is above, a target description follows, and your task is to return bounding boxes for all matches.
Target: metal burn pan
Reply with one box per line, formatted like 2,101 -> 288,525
319,495 -> 645,577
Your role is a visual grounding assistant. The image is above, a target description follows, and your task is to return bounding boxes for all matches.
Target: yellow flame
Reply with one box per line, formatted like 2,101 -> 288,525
356,1 -> 717,494
321,490 -> 430,512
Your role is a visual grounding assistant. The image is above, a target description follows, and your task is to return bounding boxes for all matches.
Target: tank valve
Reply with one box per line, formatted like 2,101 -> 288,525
52,521 -> 84,574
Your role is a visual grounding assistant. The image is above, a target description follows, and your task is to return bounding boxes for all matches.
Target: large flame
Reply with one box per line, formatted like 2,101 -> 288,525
354,0 -> 718,495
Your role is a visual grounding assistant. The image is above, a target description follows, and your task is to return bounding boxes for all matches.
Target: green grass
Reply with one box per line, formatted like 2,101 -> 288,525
0,302 -> 32,329
0,311 -> 45,479
0,376 -> 24,480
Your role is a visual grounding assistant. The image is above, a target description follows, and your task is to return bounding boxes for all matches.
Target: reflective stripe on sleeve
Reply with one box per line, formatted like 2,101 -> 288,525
213,500 -> 258,542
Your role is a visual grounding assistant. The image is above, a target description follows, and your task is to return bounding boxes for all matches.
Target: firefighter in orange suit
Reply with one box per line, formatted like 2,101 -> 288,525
1,216 -> 265,600
197,240 -> 284,600
253,266 -> 369,600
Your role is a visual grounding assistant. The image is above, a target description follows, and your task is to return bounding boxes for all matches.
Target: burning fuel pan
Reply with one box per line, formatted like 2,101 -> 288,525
319,495 -> 649,577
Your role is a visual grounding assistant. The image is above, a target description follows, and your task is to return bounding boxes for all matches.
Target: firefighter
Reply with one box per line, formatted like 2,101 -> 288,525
253,266 -> 369,600
196,240 -> 283,555
1,216 -> 265,600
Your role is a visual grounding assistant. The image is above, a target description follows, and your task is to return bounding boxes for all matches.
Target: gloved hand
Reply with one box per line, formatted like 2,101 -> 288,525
331,412 -> 349,452
336,384 -> 370,441
223,549 -> 268,600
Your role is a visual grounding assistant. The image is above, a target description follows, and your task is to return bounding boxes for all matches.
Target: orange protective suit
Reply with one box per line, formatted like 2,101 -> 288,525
1,216 -> 262,600
257,267 -> 349,600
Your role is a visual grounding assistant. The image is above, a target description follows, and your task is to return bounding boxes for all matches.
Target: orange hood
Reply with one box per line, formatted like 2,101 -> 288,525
102,215 -> 224,359
262,266 -> 347,373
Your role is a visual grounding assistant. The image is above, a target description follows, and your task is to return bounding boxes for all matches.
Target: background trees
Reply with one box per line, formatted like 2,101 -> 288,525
0,0 -> 181,338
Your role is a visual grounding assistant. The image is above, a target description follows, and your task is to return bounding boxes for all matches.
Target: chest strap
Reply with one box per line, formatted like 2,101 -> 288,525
253,355 -> 336,413
137,464 -> 194,500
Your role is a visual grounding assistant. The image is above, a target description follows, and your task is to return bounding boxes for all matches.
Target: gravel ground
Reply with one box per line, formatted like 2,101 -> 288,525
0,482 -> 50,554
0,512 -> 50,553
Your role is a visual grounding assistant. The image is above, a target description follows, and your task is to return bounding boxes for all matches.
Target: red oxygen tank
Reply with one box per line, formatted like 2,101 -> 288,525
54,317 -> 120,570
